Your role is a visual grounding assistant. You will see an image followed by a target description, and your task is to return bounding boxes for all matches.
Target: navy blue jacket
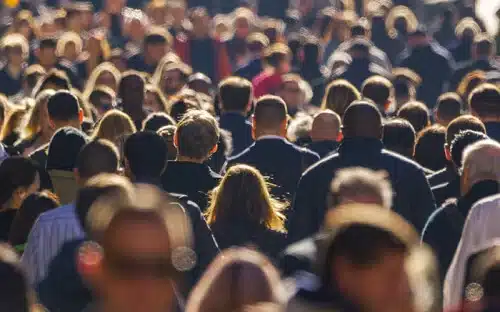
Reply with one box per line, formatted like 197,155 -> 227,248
218,112 -> 254,156
432,175 -> 461,208
398,42 -> 455,108
485,122 -> 500,142
234,58 -> 263,81
307,140 -> 340,159
449,59 -> 500,92
427,163 -> 456,188
422,180 -> 500,282
224,138 -> 320,202
161,161 -> 221,211
0,66 -> 22,97
288,138 -> 436,243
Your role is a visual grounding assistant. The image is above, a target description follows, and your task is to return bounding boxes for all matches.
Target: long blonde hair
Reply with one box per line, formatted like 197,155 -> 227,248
92,109 -> 137,150
83,62 -> 121,99
321,79 -> 361,117
205,164 -> 287,233
21,89 -> 55,141
186,248 -> 285,312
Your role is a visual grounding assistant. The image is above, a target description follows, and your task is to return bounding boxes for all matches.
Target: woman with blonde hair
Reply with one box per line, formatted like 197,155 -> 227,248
321,79 -> 361,117
0,103 -> 30,147
92,109 -> 136,156
15,90 -> 55,156
145,84 -> 169,113
205,164 -> 288,259
186,248 -> 285,312
82,62 -> 121,99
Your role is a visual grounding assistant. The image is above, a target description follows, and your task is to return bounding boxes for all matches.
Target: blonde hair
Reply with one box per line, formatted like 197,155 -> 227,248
21,89 -> 55,141
321,79 -> 361,117
1,33 -> 29,59
83,62 -> 121,99
205,164 -> 287,233
145,84 -> 169,113
0,104 -> 29,142
56,31 -> 83,57
385,6 -> 418,39
151,52 -> 182,86
186,248 -> 285,312
92,110 -> 137,152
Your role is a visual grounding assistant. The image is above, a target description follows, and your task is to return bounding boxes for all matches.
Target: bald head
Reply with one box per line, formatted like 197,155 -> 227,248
311,110 -> 341,142
342,101 -> 383,139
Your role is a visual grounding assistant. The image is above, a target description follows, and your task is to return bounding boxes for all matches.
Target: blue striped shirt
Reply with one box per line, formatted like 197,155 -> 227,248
21,203 -> 84,286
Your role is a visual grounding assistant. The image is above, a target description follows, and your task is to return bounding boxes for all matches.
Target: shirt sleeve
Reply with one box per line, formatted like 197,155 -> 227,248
21,217 -> 48,286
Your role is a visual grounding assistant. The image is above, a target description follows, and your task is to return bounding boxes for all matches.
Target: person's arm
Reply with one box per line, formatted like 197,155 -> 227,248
410,167 -> 437,233
21,218 -> 49,286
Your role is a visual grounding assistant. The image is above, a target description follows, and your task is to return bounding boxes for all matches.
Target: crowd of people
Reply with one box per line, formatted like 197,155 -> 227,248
0,0 -> 499,311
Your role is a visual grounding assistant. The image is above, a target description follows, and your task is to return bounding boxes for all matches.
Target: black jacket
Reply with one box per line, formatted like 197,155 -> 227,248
427,163 -> 456,188
218,113 -> 254,156
288,138 -> 436,243
398,42 -> 455,108
485,122 -> 500,143
449,59 -> 500,92
307,140 -> 340,159
161,161 -> 221,211
432,175 -> 461,208
211,221 -> 286,260
225,138 -> 320,202
422,180 -> 500,283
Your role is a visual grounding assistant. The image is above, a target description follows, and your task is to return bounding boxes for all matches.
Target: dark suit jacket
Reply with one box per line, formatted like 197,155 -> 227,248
449,59 -> 500,92
161,161 -> 221,211
485,122 -> 500,142
288,138 -> 436,243
427,163 -> 456,188
218,113 -> 254,156
224,137 -> 320,202
307,140 -> 340,159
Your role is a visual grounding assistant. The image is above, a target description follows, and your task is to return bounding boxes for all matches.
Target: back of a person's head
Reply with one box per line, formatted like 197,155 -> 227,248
170,98 -> 200,122
118,71 -> 146,107
218,76 -> 253,113
462,139 -> 500,187
35,69 -> 71,96
263,43 -> 290,68
322,79 -> 361,117
0,157 -> 38,208
468,83 -> 500,120
206,164 -> 286,232
330,167 -> 393,209
414,125 -> 447,171
450,130 -> 489,168
302,36 -> 321,63
76,173 -> 133,233
435,92 -> 463,126
76,139 -> 119,181
473,33 -> 495,58
382,118 -> 416,158
342,100 -> 382,139
46,127 -> 89,171
124,131 -> 168,180
310,110 -> 341,142
47,90 -> 80,123
142,112 -> 176,132
186,248 -> 284,312
350,19 -> 370,38
397,101 -> 430,134
253,95 -> 288,131
176,109 -> 220,160
361,76 -> 393,111
446,115 -> 486,146
93,109 -> 137,144
0,244 -> 31,312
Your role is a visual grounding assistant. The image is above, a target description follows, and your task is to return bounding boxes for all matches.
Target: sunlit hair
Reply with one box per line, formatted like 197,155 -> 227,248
145,84 -> 169,112
186,248 -> 285,312
321,79 -> 361,117
56,31 -> 83,57
457,70 -> 486,100
385,5 -> 418,39
1,33 -> 29,60
83,62 -> 121,99
455,17 -> 481,39
21,89 -> 55,141
206,165 -> 287,233
406,245 -> 440,312
92,110 -> 136,154
0,104 -> 29,142
151,52 -> 182,86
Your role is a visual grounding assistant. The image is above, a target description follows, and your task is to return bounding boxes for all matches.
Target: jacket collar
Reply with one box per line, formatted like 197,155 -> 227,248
167,161 -> 221,178
338,137 -> 384,152
458,180 -> 500,217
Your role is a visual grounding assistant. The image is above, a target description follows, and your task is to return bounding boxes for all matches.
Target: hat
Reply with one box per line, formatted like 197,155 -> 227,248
46,127 -> 89,171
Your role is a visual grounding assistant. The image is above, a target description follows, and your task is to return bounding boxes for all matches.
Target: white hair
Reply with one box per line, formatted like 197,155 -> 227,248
462,139 -> 500,186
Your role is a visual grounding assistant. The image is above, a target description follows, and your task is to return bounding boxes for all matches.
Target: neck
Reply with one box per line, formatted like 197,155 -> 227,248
176,155 -> 205,164
7,64 -> 22,77
255,130 -> 284,139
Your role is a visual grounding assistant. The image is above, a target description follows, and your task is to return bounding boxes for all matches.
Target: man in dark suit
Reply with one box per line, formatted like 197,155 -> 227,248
224,95 -> 319,202
449,34 -> 500,92
217,77 -> 254,156
288,101 -> 436,243
161,110 -> 222,211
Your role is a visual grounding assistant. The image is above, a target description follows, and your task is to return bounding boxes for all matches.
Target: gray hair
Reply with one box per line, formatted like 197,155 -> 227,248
462,139 -> 500,186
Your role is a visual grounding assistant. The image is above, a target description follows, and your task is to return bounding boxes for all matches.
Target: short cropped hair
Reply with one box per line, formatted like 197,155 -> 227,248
414,125 -> 447,171
124,131 -> 168,179
330,167 -> 393,209
176,110 -> 220,160
462,140 -> 500,185
446,115 -> 486,146
382,118 -> 416,158
468,83 -> 500,119
397,101 -> 430,133
450,130 -> 489,168
76,139 -> 119,180
435,92 -> 463,124
47,90 -> 80,122
218,77 -> 253,112
253,95 -> 288,130
361,76 -> 394,110
142,112 -> 176,132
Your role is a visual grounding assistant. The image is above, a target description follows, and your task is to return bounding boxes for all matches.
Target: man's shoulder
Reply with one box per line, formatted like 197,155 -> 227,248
37,203 -> 76,223
380,148 -> 425,171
